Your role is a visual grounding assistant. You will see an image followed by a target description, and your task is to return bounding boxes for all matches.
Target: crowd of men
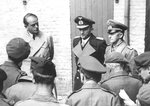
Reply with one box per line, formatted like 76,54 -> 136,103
0,13 -> 150,106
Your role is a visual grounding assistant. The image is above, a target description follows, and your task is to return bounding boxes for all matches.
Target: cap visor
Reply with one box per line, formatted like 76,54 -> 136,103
77,25 -> 89,29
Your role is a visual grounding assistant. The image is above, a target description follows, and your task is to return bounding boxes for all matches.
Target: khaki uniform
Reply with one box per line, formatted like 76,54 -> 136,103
14,94 -> 67,106
5,82 -> 36,104
0,61 -> 26,94
101,71 -> 142,102
66,81 -> 120,106
105,41 -> 138,62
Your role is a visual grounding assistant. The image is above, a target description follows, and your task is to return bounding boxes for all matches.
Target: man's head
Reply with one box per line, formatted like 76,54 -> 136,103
78,56 -> 108,82
6,38 -> 30,64
30,57 -> 56,85
74,16 -> 95,39
134,52 -> 150,83
105,52 -> 129,73
23,13 -> 39,35
107,19 -> 128,45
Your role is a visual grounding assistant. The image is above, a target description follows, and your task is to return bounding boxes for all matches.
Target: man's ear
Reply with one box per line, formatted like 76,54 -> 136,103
118,32 -> 124,39
24,24 -> 27,28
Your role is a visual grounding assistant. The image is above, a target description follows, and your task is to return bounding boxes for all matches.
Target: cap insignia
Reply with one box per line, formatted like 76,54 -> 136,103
78,20 -> 83,25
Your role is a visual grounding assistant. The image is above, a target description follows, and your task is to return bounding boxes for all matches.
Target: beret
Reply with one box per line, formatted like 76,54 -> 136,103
107,19 -> 128,34
137,84 -> 150,105
6,38 -> 30,61
134,52 -> 150,70
79,56 -> 108,73
105,52 -> 128,63
30,57 -> 56,78
74,16 -> 95,29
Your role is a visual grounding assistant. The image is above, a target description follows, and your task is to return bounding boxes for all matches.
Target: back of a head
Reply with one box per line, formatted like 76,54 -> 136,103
79,56 -> 108,82
30,57 -> 56,85
6,37 -> 30,63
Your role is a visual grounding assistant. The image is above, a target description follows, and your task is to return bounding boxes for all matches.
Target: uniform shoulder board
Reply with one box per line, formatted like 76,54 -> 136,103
74,36 -> 80,39
67,89 -> 82,98
96,37 -> 104,40
100,87 -> 117,96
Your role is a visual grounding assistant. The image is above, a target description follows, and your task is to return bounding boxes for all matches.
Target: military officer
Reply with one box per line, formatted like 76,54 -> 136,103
105,19 -> 138,61
73,16 -> 107,91
66,56 -> 120,106
100,52 -> 142,102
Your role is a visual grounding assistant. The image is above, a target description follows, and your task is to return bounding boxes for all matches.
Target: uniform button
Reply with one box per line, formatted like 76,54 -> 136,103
77,77 -> 79,79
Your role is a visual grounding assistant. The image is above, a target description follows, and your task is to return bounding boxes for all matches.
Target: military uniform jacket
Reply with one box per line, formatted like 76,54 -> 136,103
66,81 -> 120,106
0,61 -> 26,94
105,40 -> 138,61
14,93 -> 67,106
5,82 -> 37,104
100,71 -> 142,102
73,33 -> 107,65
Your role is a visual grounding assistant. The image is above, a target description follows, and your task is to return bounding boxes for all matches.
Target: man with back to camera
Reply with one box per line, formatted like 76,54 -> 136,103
73,16 -> 107,91
66,56 -> 121,106
21,13 -> 54,75
0,38 -> 30,94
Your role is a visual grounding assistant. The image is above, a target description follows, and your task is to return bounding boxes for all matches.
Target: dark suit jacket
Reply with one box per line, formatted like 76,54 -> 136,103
100,71 -> 142,102
72,33 -> 107,91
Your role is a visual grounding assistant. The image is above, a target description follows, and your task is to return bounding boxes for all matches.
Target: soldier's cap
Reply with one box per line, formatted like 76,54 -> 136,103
79,56 -> 108,73
134,52 -> 150,70
105,52 -> 129,64
107,19 -> 128,34
137,85 -> 150,105
30,57 -> 56,78
0,68 -> 7,82
6,37 -> 30,61
74,16 -> 95,29
18,75 -> 33,82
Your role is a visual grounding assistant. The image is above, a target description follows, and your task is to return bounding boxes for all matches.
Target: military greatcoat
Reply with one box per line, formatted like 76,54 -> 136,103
72,33 -> 107,90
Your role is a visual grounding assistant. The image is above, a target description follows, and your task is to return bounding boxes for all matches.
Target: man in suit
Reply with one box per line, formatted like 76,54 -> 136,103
66,56 -> 120,106
100,52 -> 142,103
73,16 -> 107,91
21,13 -> 54,75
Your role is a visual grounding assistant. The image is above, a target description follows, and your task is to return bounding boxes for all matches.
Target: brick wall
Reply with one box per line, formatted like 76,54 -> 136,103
114,0 -> 146,54
0,0 -> 72,98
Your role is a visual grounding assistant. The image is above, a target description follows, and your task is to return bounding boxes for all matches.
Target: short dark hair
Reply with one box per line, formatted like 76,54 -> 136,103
23,13 -> 38,27
32,60 -> 56,85
81,68 -> 102,82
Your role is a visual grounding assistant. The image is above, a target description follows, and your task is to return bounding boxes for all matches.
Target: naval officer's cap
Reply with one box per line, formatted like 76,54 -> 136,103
74,16 -> 95,29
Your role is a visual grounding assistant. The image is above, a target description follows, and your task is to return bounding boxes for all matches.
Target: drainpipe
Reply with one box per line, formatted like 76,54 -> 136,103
124,0 -> 130,45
